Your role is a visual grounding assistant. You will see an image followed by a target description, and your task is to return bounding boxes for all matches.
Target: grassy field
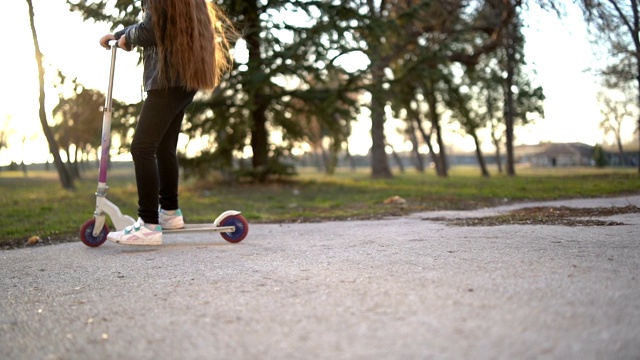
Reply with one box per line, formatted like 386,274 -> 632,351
1,165 -> 639,249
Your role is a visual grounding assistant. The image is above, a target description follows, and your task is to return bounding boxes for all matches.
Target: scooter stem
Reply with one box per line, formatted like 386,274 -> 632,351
99,44 -> 118,183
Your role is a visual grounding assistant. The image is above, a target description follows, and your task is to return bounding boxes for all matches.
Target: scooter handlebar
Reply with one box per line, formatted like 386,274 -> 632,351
109,38 -> 131,51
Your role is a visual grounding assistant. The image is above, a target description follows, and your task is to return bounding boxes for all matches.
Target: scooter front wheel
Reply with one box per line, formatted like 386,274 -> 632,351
80,219 -> 109,247
219,214 -> 249,243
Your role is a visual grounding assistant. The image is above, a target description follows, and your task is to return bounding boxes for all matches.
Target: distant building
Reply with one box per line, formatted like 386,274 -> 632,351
602,144 -> 640,167
515,142 -> 595,167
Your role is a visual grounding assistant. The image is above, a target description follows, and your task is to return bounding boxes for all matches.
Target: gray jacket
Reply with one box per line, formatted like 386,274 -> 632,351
115,12 -> 182,91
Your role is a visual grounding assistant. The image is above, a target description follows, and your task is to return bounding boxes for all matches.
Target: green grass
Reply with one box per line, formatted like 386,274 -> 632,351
1,165 -> 639,248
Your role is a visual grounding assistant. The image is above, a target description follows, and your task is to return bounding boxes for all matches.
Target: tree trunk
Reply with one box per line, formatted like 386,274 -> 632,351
490,121 -> 504,173
26,0 -> 74,189
244,0 -> 269,181
312,146 -> 323,172
615,134 -> 625,166
73,148 -> 81,178
326,138 -> 340,175
370,64 -> 392,178
471,132 -> 490,177
425,83 -> 448,177
504,19 -> 517,177
64,145 -> 80,179
632,0 -> 640,172
320,143 -> 330,174
433,117 -> 448,176
407,119 -> 424,172
637,111 -> 640,171
415,118 -> 441,175
385,141 -> 405,173
494,141 -> 503,174
344,143 -> 357,171
250,104 -> 269,180
20,137 -> 28,176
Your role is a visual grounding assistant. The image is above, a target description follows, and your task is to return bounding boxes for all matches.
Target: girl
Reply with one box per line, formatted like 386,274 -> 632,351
99,0 -> 233,245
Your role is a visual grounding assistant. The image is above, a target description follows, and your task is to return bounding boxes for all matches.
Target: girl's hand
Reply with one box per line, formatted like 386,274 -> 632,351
118,35 -> 131,51
99,34 -> 115,49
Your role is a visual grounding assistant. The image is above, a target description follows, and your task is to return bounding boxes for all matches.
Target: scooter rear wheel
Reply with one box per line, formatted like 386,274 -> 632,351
80,219 -> 109,247
219,214 -> 249,243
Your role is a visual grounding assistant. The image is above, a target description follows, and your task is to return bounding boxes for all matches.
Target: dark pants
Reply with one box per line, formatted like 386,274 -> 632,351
130,87 -> 196,225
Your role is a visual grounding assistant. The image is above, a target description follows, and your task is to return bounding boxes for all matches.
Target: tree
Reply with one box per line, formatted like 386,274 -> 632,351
484,1 -> 550,176
502,5 -> 519,176
445,67 -> 492,177
208,0 -> 360,180
598,89 -> 635,164
0,116 -> 11,163
441,51 -> 544,178
289,75 -> 357,175
577,0 -> 640,172
69,0 -> 360,181
26,0 -> 74,189
593,143 -> 609,166
52,77 -> 106,177
402,114 -> 426,172
326,0 -> 496,178
473,57 -> 508,173
497,0 -> 564,176
385,0 -> 518,177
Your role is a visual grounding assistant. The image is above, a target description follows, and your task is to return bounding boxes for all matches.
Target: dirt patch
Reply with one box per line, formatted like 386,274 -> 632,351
424,205 -> 640,227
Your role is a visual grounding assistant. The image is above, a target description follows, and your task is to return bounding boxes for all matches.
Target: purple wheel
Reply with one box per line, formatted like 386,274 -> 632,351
219,215 -> 249,243
80,219 -> 109,247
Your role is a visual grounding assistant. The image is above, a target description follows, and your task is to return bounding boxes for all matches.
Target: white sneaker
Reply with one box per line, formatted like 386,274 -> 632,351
107,218 -> 162,246
159,209 -> 184,230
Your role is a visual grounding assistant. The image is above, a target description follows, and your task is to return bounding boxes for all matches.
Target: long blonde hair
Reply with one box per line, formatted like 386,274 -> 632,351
148,0 -> 234,91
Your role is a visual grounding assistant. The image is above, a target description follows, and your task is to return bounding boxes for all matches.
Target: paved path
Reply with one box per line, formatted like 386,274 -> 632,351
2,196 -> 640,359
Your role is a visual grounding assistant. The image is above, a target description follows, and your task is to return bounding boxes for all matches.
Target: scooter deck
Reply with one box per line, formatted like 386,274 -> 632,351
163,223 -> 235,234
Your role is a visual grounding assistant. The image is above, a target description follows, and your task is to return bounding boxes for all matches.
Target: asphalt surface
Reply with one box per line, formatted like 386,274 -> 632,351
2,195 -> 640,360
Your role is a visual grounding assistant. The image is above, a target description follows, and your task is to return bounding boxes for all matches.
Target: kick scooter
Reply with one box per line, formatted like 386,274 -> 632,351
79,42 -> 249,247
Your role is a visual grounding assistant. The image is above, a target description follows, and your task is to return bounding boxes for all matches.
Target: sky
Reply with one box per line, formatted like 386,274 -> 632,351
0,1 -> 628,166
